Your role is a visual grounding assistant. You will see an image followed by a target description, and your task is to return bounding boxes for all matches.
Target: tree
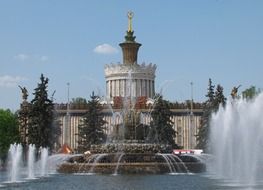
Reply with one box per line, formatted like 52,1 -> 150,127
196,79 -> 214,151
148,95 -> 178,148
0,109 -> 20,162
71,97 -> 88,109
214,84 -> 226,109
77,92 -> 106,152
196,79 -> 226,152
242,86 -> 261,100
28,74 -> 61,152
206,78 -> 215,105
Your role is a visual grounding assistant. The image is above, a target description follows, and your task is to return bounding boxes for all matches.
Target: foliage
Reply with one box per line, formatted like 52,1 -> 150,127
70,97 -> 88,109
206,78 -> 215,104
242,86 -> 261,100
214,84 -> 227,109
148,94 -> 178,148
196,79 -> 215,151
0,109 -> 20,161
77,92 -> 106,153
196,79 -> 226,152
27,74 -> 61,152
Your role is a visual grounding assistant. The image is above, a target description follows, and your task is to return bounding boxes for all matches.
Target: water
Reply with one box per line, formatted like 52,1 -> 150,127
27,144 -> 36,179
40,148 -> 49,177
113,153 -> 125,175
88,154 -> 107,174
210,93 -> 263,186
157,154 -> 175,173
8,144 -> 23,182
1,172 -> 263,190
2,149 -> 263,189
5,144 -> 70,184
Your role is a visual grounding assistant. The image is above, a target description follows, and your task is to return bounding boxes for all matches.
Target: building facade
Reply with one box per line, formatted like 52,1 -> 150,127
56,105 -> 202,152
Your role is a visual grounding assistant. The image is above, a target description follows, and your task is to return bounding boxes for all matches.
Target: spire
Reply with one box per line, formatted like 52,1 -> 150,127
120,11 -> 141,65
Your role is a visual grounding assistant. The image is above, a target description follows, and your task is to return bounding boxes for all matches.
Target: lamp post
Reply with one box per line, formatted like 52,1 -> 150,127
189,82 -> 194,149
65,82 -> 70,146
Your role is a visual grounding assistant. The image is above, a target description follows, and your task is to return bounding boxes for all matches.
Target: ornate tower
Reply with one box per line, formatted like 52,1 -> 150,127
119,12 -> 141,65
104,12 -> 156,100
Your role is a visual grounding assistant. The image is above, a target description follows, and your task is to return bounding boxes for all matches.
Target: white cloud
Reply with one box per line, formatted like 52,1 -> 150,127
14,53 -> 49,62
0,75 -> 27,87
14,53 -> 29,61
93,44 -> 118,54
40,55 -> 49,62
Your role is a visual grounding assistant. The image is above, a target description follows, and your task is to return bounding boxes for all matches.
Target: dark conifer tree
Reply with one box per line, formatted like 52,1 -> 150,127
206,78 -> 215,106
214,84 -> 226,109
148,95 -> 178,148
196,79 -> 227,152
77,92 -> 106,153
28,74 -> 60,152
196,78 -> 215,151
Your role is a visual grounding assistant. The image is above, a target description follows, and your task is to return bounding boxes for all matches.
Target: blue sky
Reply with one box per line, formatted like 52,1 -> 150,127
1,0 -> 263,111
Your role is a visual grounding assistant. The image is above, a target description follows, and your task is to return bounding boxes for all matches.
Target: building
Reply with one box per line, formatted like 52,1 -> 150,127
56,12 -> 203,152
104,13 -> 156,99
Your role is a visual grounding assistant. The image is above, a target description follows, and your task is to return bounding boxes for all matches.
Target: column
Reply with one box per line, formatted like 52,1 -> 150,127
112,80 -> 115,97
132,79 -> 136,97
142,80 -> 146,96
110,81 -> 112,98
148,80 -> 151,98
152,81 -> 155,97
116,80 -> 119,96
138,79 -> 142,96
121,79 -> 125,97
145,80 -> 148,97
106,81 -> 109,99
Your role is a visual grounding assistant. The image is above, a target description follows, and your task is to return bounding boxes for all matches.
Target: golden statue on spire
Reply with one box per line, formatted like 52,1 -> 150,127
127,11 -> 134,32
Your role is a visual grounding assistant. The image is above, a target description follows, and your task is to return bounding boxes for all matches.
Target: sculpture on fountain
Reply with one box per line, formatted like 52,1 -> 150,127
230,85 -> 241,99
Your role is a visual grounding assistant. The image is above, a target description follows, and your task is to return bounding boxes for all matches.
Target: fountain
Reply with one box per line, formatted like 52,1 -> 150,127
40,147 -> 49,177
58,70 -> 205,174
8,144 -> 23,182
5,144 -> 58,183
27,144 -> 36,179
210,93 -> 263,185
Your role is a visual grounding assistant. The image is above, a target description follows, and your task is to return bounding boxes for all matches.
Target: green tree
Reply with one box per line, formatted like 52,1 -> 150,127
0,109 -> 20,161
148,95 -> 178,148
77,92 -> 106,152
196,79 -> 215,150
242,86 -> 261,100
206,78 -> 215,105
196,79 -> 226,152
214,84 -> 226,109
28,74 -> 61,152
71,97 -> 88,109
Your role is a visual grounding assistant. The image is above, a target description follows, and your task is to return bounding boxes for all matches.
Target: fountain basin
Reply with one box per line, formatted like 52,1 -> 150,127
57,153 -> 206,174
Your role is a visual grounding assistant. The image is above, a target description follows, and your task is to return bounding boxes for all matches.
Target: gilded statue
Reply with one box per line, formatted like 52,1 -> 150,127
127,11 -> 134,32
